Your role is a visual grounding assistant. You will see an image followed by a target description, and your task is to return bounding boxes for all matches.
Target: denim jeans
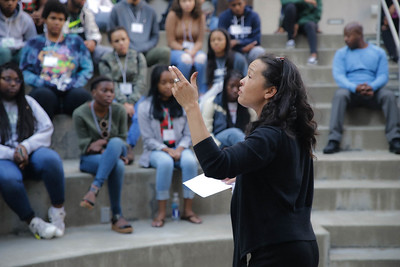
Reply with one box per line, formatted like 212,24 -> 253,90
215,128 -> 245,148
80,137 -> 127,215
0,147 -> 65,221
149,148 -> 197,200
170,49 -> 207,93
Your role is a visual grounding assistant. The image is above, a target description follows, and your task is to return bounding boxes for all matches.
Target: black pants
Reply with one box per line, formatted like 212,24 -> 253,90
29,86 -> 92,119
244,240 -> 319,267
282,3 -> 318,54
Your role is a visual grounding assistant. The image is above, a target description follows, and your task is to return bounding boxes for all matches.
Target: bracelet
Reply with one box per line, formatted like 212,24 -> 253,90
182,47 -> 186,51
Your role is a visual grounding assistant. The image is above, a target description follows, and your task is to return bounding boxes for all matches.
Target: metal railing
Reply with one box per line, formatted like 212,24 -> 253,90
377,0 -> 400,96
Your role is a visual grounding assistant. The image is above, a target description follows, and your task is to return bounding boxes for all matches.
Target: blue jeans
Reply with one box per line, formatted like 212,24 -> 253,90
80,137 -> 127,215
0,148 -> 65,221
215,128 -> 245,148
170,49 -> 207,93
149,149 -> 197,200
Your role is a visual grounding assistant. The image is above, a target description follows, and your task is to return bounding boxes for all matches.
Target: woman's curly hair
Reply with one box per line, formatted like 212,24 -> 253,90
247,54 -> 317,157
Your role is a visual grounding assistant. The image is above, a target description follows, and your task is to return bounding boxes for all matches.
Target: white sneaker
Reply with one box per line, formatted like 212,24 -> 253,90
29,217 -> 57,239
286,39 -> 295,49
307,56 -> 318,65
48,206 -> 66,237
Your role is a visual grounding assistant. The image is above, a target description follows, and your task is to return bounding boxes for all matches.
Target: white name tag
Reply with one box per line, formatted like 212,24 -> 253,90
182,41 -> 194,51
1,38 -> 16,48
214,68 -> 225,77
163,129 -> 175,141
43,56 -> 58,67
119,83 -> 132,95
131,23 -> 144,33
21,0 -> 32,3
229,25 -> 243,35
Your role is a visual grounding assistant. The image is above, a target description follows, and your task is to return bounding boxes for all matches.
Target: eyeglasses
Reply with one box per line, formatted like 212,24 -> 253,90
1,76 -> 22,84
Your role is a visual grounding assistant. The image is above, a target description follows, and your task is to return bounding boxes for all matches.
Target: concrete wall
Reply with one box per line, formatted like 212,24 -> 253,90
254,0 -> 381,34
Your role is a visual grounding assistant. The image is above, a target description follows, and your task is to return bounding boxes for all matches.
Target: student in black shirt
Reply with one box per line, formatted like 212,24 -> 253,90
168,54 -> 319,267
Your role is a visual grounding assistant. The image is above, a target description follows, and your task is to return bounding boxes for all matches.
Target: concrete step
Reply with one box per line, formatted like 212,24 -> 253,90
330,248 -> 400,267
312,211 -> 400,247
314,151 -> 400,181
313,180 -> 400,211
316,126 -> 389,151
260,34 -> 377,50
313,104 -> 386,126
265,47 -> 337,66
0,214 -> 329,267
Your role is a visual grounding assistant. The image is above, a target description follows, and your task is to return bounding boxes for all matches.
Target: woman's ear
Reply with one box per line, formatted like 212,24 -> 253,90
264,86 -> 277,100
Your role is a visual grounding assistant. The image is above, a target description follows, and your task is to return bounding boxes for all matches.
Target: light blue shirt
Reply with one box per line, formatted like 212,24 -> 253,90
332,43 -> 389,92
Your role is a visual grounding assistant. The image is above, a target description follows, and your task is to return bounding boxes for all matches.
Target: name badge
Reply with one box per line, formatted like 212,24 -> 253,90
1,38 -> 16,48
120,83 -> 132,95
182,41 -> 194,51
43,56 -> 58,67
131,23 -> 144,33
21,0 -> 32,3
214,68 -> 225,77
163,129 -> 175,141
229,25 -> 243,35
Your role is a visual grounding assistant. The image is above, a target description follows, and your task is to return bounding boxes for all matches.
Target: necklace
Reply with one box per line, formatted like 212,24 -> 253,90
90,101 -> 112,139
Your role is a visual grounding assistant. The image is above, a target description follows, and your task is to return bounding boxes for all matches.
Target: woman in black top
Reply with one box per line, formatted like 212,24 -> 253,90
168,54 -> 319,266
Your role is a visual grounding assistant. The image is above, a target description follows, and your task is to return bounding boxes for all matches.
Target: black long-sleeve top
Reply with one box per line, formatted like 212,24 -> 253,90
193,126 -> 316,266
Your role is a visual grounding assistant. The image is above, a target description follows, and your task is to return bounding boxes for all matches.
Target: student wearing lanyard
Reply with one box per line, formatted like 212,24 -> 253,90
109,0 -> 170,67
165,0 -> 207,94
0,0 -> 37,65
63,0 -> 113,67
73,76 -> 133,234
137,65 -> 201,228
199,28 -> 247,109
19,0 -> 93,119
99,26 -> 146,118
218,0 -> 265,64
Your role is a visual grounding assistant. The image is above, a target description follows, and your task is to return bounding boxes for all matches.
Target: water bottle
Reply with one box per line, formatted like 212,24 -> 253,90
171,192 -> 180,221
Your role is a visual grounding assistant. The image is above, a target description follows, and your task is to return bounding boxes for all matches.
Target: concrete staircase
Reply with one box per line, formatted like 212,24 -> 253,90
1,32 -> 400,267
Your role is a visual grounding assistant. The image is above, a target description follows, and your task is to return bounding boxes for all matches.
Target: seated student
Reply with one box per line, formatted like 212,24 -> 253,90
200,28 -> 247,108
281,0 -> 322,65
202,70 -> 256,148
72,76 -> 133,234
165,0 -> 207,94
99,26 -> 146,119
138,65 -> 201,227
0,0 -> 37,66
381,0 -> 399,63
19,0 -> 93,120
323,22 -> 400,154
86,0 -> 114,32
0,63 -> 66,239
109,0 -> 170,67
22,0 -> 46,34
64,0 -> 113,67
218,0 -> 265,64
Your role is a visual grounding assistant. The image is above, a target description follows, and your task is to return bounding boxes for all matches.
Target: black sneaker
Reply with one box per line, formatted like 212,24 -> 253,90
323,140 -> 340,154
389,138 -> 400,154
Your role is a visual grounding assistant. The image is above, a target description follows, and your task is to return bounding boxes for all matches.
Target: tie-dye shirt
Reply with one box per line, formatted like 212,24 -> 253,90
20,33 -> 93,90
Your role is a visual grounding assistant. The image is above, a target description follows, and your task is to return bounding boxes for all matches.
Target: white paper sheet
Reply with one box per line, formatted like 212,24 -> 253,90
183,173 -> 232,198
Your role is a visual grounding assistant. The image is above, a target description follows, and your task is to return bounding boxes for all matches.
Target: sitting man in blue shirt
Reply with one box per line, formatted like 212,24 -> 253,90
323,21 -> 400,154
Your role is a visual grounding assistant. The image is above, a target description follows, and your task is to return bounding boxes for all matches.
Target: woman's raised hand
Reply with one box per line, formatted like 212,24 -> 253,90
168,66 -> 199,110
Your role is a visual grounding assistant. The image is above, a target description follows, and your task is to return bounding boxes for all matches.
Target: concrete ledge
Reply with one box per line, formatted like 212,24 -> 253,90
330,248 -> 400,267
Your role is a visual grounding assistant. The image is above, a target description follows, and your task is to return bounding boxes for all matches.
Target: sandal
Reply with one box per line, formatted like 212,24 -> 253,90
111,214 -> 133,234
181,213 -> 202,224
80,184 -> 100,210
151,218 -> 165,228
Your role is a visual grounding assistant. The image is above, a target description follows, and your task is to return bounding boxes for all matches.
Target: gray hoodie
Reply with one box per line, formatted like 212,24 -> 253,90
0,3 -> 37,50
